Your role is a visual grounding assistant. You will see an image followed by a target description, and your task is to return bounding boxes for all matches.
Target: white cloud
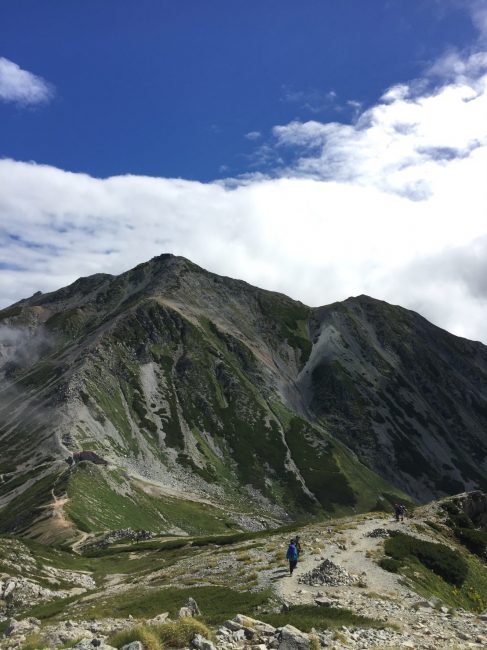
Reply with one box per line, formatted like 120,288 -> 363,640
381,84 -> 410,103
281,85 -> 341,114
0,57 -> 53,106
1,41 -> 487,344
272,53 -> 487,206
245,131 -> 261,141
469,0 -> 487,39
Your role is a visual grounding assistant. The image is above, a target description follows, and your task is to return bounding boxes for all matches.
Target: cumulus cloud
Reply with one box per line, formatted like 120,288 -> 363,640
0,57 -> 53,106
272,52 -> 487,204
1,27 -> 487,344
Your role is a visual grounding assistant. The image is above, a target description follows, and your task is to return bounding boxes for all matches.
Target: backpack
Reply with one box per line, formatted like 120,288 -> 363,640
286,543 -> 298,561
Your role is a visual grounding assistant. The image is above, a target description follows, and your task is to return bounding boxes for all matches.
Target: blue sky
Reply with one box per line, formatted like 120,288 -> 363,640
0,0 -> 478,180
1,1 -> 487,343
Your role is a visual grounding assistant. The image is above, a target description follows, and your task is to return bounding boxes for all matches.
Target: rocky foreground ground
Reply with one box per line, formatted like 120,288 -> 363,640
1,506 -> 486,649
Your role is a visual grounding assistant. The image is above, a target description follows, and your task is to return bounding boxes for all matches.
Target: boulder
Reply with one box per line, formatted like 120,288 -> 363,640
178,606 -> 193,618
120,642 -> 144,650
5,617 -> 40,638
72,641 -> 117,650
314,597 -> 332,608
58,629 -> 92,645
277,624 -> 310,650
223,620 -> 244,632
233,629 -> 247,642
3,580 -> 16,598
233,615 -> 275,635
217,626 -> 231,636
177,596 -> 201,618
147,612 -> 170,625
191,633 -> 217,650
186,596 -> 201,616
415,600 -> 432,608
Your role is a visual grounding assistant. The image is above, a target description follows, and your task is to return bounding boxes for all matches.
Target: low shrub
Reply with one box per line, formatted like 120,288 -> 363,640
425,521 -> 443,533
379,557 -> 401,573
18,633 -> 43,650
109,625 -> 161,650
447,513 -> 474,529
260,604 -> 384,631
309,633 -> 321,650
384,533 -> 468,586
236,551 -> 252,562
153,618 -> 211,647
441,502 -> 474,530
454,528 -> 487,559
441,501 -> 460,517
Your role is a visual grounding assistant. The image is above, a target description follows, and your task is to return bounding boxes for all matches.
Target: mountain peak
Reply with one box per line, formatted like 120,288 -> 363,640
0,255 -> 486,544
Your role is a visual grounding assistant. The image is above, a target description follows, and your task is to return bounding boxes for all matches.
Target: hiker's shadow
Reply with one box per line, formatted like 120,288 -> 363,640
270,568 -> 290,581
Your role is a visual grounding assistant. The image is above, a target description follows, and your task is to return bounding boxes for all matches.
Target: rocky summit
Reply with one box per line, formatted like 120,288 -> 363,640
0,254 -> 486,543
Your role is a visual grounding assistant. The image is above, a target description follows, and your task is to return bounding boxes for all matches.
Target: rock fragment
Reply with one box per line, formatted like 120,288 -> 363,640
191,634 -> 217,650
277,624 -> 310,650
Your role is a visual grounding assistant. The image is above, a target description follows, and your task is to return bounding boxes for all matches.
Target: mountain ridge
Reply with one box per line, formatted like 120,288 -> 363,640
0,254 -> 486,542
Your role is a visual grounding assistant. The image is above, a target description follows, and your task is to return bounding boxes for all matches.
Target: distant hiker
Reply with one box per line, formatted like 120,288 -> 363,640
294,535 -> 302,560
286,539 -> 298,576
399,504 -> 407,522
394,503 -> 401,522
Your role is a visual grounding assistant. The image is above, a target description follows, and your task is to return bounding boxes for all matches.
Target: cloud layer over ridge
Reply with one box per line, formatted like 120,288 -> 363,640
1,44 -> 487,343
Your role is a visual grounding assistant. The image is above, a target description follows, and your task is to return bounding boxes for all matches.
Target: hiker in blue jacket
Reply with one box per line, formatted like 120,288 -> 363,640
286,539 -> 298,575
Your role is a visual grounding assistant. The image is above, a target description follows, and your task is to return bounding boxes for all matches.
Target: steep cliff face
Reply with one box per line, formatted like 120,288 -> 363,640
0,255 -> 485,539
299,296 -> 487,500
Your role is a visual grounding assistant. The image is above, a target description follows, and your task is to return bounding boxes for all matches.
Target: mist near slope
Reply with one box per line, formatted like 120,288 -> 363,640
0,325 -> 56,381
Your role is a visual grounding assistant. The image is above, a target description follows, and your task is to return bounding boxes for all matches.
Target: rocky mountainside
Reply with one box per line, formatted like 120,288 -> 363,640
0,254 -> 486,541
300,296 -> 487,500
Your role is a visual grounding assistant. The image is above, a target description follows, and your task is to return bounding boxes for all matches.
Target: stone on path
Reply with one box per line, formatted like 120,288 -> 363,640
314,597 -> 333,607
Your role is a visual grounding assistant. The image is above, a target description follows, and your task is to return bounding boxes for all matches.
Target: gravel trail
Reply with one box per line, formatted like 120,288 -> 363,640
270,513 -> 486,648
